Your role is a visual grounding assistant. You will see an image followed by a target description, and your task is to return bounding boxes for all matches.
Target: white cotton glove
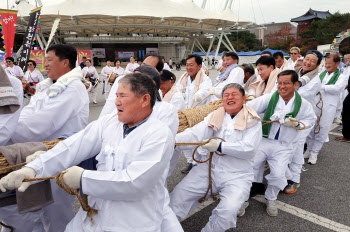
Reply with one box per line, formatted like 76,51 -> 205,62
201,139 -> 221,152
246,95 -> 255,101
62,166 -> 84,190
0,167 -> 36,192
209,87 -> 216,95
26,150 -> 46,163
194,92 -> 202,103
283,117 -> 298,127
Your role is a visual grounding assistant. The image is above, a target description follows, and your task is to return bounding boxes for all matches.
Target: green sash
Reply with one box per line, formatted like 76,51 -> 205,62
262,91 -> 302,138
319,69 -> 340,85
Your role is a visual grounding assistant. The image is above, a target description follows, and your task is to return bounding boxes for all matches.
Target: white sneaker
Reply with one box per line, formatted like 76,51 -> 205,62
334,118 -> 342,125
303,150 -> 310,159
237,201 -> 249,217
266,199 -> 278,217
308,151 -> 318,164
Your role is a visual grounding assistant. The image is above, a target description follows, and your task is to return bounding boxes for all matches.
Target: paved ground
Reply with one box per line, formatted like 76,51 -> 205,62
2,65 -> 348,231
87,66 -> 350,232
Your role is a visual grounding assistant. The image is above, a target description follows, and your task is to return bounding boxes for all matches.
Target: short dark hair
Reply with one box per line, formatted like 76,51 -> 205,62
82,56 -> 87,59
222,83 -> 245,97
86,59 -> 92,63
161,69 -> 176,82
273,52 -> 284,59
5,57 -> 14,63
327,54 -> 341,63
278,70 -> 299,83
26,60 -> 36,68
106,58 -> 112,62
130,56 -> 135,60
187,54 -> 202,65
144,55 -> 164,72
114,59 -> 121,66
256,56 -> 276,69
119,73 -> 157,108
261,51 -> 272,56
46,44 -> 77,69
223,51 -> 239,63
241,63 -> 255,75
135,65 -> 161,89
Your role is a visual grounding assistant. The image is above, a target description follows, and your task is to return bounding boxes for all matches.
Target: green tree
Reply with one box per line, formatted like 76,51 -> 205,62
299,12 -> 350,49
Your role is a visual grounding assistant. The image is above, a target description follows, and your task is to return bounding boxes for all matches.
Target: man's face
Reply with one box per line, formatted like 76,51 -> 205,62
241,67 -> 251,83
115,83 -> 149,127
302,54 -> 318,72
275,56 -> 284,69
130,57 -> 135,63
325,57 -> 340,73
257,64 -> 274,81
277,75 -> 298,100
160,79 -> 173,96
45,50 -> 70,81
106,61 -> 111,66
290,49 -> 299,61
142,56 -> 158,68
186,57 -> 201,78
295,60 -> 303,69
222,87 -> 245,116
344,55 -> 350,64
82,58 -> 86,63
223,56 -> 237,68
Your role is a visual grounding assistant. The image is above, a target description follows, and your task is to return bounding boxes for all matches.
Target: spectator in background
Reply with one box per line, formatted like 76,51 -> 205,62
241,63 -> 257,91
79,56 -> 87,69
5,57 -> 24,80
162,57 -> 171,71
288,47 -> 300,70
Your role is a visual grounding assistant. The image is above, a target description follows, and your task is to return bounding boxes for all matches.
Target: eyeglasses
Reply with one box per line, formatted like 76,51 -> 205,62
27,64 -> 33,66
6,61 -> 12,63
290,53 -> 298,55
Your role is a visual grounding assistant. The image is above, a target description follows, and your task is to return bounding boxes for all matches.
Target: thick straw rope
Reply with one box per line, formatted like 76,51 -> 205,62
175,137 -> 226,203
314,92 -> 323,134
0,139 -> 65,175
178,99 -> 223,133
23,172 -> 98,222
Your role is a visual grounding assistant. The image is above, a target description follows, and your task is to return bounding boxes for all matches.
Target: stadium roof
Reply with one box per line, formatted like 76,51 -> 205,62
14,0 -> 261,38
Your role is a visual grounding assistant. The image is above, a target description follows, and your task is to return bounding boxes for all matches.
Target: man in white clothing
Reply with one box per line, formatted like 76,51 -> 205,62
306,53 -> 348,164
171,83 -> 262,232
287,47 -> 300,70
284,50 -> 323,194
160,70 -> 185,111
208,52 -> 244,102
273,52 -> 290,72
176,54 -> 212,173
101,59 -> 114,100
0,73 -> 183,232
124,56 -> 140,74
162,57 -> 171,71
247,70 -> 316,216
4,44 -> 89,232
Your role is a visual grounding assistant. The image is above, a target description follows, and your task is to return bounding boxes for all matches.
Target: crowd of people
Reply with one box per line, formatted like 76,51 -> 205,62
0,43 -> 348,232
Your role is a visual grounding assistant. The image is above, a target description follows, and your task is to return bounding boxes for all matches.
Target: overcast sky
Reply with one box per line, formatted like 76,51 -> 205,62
0,0 -> 349,25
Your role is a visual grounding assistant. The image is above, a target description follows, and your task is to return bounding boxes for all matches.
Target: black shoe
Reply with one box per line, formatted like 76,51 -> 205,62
181,163 -> 193,174
250,182 -> 266,197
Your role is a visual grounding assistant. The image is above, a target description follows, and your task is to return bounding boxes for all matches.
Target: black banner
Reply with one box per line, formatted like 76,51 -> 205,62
18,7 -> 41,71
